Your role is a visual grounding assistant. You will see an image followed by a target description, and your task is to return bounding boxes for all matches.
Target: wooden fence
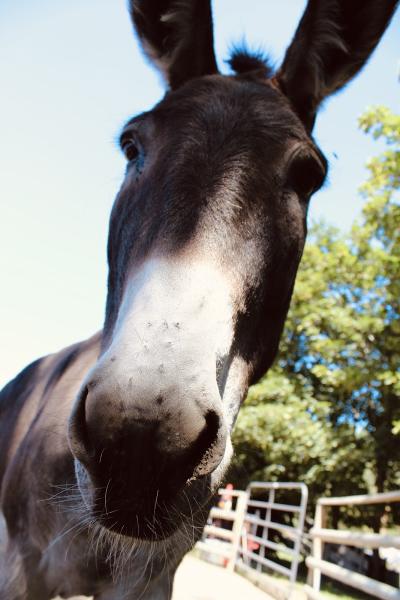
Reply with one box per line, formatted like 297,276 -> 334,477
305,490 -> 400,600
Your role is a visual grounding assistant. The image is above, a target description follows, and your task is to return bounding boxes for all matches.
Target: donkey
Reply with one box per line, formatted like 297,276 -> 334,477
0,1 -> 397,598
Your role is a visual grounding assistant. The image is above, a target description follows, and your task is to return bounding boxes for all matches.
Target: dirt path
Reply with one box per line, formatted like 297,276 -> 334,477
64,556 -> 273,599
172,555 -> 272,600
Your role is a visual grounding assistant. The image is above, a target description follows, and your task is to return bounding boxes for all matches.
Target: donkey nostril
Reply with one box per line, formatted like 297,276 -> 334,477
187,409 -> 221,478
204,410 -> 220,441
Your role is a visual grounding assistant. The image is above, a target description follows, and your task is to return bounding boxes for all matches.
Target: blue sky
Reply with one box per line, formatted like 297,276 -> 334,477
0,1 -> 399,386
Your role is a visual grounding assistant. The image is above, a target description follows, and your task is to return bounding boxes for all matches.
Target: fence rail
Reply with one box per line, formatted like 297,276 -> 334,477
311,528 -> 400,550
317,491 -> 400,506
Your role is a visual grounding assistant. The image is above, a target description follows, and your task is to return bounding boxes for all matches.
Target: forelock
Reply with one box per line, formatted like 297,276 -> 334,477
227,46 -> 275,78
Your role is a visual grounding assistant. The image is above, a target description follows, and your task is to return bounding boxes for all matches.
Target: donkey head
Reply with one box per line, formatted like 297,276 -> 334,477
68,0 -> 397,541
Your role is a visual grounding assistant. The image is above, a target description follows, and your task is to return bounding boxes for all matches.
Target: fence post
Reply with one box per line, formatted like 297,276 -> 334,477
291,483 -> 308,584
309,501 -> 326,592
227,491 -> 248,571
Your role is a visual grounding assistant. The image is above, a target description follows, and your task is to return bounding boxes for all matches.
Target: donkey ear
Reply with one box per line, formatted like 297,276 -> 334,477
129,0 -> 218,89
276,0 -> 398,131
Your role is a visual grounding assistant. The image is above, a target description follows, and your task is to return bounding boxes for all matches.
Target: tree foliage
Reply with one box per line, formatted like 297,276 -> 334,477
231,106 -> 400,524
231,371 -> 368,510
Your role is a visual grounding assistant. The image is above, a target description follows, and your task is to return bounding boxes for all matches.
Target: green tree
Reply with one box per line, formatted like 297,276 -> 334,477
293,106 -> 400,497
231,370 -> 368,513
356,106 -> 400,486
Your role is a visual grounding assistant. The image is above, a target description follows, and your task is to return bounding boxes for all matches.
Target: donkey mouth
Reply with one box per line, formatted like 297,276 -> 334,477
92,477 -> 210,541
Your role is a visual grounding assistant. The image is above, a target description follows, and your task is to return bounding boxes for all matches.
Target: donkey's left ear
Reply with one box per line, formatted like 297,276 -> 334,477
276,0 -> 399,132
129,0 -> 218,89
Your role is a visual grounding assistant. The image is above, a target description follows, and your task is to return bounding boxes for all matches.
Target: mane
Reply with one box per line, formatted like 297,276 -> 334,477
227,46 -> 275,78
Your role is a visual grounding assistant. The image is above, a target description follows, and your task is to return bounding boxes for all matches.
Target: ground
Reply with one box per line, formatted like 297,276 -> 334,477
172,555 -> 272,600
63,556 -> 272,599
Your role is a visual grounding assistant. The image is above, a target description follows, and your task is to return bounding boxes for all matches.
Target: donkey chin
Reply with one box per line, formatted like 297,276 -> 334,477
72,446 -> 232,542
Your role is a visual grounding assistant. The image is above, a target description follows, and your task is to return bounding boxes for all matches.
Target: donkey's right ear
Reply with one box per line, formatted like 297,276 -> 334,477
129,0 -> 218,90
276,0 -> 398,132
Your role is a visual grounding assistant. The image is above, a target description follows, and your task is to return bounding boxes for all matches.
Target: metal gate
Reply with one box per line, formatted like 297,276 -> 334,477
196,481 -> 308,587
239,482 -> 308,583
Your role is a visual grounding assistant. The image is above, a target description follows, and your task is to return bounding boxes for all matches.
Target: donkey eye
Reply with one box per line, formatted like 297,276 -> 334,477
285,148 -> 327,200
122,139 -> 140,163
